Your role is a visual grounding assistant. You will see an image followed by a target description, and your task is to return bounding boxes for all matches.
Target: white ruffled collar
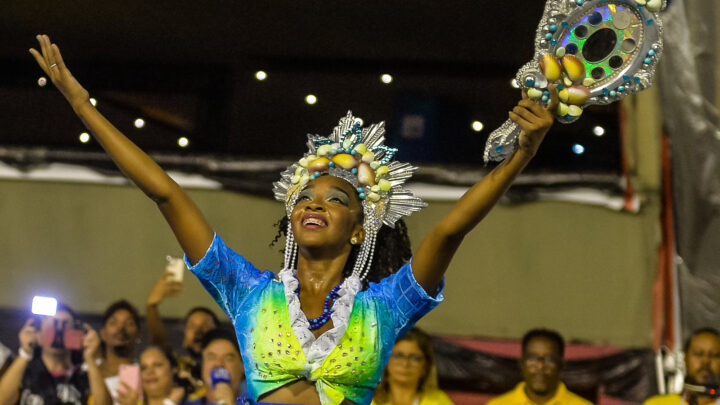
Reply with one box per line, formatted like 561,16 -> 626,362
277,268 -> 361,375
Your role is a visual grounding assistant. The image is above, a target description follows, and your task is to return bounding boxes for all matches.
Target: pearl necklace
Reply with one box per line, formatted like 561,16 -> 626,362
295,281 -> 343,330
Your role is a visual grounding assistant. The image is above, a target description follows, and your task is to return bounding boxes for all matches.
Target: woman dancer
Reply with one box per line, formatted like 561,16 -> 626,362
30,34 -> 556,405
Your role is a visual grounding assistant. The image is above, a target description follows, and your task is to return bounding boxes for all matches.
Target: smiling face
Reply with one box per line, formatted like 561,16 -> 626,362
290,175 -> 364,252
100,309 -> 139,355
140,347 -> 175,399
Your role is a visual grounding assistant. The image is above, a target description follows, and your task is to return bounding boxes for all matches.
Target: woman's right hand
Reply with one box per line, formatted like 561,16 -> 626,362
146,272 -> 183,306
29,34 -> 90,111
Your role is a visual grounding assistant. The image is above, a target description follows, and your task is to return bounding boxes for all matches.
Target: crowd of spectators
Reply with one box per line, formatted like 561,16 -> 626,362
1,269 -> 718,405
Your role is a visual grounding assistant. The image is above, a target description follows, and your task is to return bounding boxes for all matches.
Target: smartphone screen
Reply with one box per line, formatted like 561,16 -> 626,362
166,256 -> 184,282
118,364 -> 141,394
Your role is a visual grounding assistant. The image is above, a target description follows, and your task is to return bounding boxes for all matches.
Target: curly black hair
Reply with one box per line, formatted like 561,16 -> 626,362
270,215 -> 412,288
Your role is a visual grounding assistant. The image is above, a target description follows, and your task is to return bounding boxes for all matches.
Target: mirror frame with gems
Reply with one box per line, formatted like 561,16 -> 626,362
484,0 -> 667,163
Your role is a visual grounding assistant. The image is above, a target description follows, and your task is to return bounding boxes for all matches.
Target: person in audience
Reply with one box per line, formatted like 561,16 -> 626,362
145,271 -> 220,388
372,328 -> 453,405
487,329 -> 590,405
644,327 -> 720,405
184,329 -> 246,405
99,300 -> 142,401
0,303 -> 111,405
115,346 -> 189,405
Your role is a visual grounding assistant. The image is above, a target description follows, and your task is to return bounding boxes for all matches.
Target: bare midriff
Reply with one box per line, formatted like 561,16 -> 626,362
258,380 -> 357,404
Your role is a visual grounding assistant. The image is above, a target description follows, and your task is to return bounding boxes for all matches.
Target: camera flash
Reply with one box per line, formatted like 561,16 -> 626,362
32,296 -> 57,316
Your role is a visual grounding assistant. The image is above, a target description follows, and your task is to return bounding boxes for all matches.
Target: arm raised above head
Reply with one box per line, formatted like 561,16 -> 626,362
411,91 -> 558,293
29,35 -> 213,263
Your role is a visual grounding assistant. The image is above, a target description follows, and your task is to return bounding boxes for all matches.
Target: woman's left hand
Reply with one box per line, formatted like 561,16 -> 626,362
509,87 -> 558,158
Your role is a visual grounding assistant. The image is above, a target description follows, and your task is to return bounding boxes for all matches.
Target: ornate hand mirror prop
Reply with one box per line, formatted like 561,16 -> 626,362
484,0 -> 668,162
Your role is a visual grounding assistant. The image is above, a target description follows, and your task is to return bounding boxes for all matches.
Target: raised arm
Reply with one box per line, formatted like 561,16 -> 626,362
411,92 -> 558,292
145,272 -> 182,349
30,35 -> 212,262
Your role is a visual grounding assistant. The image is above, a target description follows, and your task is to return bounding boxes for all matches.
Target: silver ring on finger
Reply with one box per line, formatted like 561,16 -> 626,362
49,63 -> 58,69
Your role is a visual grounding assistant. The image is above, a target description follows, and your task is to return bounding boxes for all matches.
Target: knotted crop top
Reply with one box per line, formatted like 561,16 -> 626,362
186,233 -> 444,405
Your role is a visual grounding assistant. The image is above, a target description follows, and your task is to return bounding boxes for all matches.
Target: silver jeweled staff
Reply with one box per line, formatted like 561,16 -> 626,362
484,0 -> 668,163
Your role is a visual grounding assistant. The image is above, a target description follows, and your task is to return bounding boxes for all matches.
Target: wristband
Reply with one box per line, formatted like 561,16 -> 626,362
210,366 -> 231,389
18,348 -> 32,360
162,399 -> 177,405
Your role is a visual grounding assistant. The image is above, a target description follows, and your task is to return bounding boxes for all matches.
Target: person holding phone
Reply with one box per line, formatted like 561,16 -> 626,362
98,300 -> 142,403
30,34 -> 556,404
114,346 -> 189,405
145,265 -> 220,393
0,303 -> 111,405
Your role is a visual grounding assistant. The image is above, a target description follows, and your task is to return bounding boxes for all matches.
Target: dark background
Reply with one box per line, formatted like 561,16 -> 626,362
0,1 -> 620,173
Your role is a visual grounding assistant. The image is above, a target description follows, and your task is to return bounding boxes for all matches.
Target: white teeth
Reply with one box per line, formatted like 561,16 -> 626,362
303,217 -> 325,226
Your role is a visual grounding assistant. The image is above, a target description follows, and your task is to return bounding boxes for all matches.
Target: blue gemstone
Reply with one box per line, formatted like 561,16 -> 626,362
543,90 -> 550,95
602,88 -> 610,95
545,33 -> 552,40
549,24 -> 557,32
359,193 -> 365,199
634,77 -> 641,83
351,168 -> 358,173
562,22 -> 570,28
557,83 -> 565,90
495,146 -> 503,153
618,86 -> 625,92
357,187 -> 363,192
647,19 -> 654,25
588,12 -> 603,25
550,39 -> 557,45
329,162 -> 335,167
525,78 -> 535,86
610,90 -> 617,97
576,0 -> 583,5
542,95 -> 549,101
644,57 -> 652,64
623,75 -> 631,82
648,49 -> 656,56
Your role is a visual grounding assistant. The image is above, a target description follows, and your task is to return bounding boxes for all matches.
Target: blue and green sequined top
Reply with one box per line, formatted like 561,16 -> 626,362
186,233 -> 443,405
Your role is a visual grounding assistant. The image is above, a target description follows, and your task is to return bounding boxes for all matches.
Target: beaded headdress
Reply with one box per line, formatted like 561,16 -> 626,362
273,111 -> 427,280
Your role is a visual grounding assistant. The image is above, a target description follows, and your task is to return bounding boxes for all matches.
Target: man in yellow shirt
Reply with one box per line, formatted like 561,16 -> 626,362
644,328 -> 720,405
487,329 -> 591,405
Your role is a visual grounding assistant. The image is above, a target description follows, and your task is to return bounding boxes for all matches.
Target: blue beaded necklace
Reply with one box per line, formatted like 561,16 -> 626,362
295,281 -> 343,330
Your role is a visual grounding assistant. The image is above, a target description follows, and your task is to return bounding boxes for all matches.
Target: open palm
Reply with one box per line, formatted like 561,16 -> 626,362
29,35 -> 89,110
